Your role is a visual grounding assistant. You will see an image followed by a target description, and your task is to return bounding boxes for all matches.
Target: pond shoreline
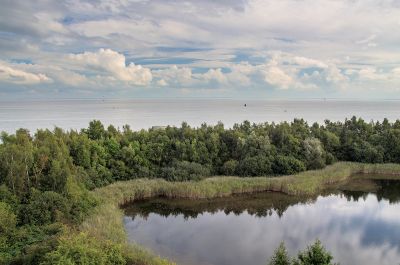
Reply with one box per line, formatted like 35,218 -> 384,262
80,162 -> 400,265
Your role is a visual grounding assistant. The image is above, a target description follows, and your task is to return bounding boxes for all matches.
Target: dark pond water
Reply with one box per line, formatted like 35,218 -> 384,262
123,177 -> 400,265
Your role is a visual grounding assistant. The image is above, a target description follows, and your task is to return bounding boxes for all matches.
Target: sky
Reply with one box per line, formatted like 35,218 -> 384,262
1,0 -> 400,100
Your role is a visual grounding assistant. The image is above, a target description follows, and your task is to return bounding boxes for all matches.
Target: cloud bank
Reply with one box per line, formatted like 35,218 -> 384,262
0,0 -> 400,98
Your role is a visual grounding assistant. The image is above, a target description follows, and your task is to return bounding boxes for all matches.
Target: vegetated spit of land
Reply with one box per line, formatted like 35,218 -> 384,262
81,162 -> 400,265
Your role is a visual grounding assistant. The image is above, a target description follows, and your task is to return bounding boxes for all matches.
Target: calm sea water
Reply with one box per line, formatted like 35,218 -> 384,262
1,99 -> 400,133
123,178 -> 400,265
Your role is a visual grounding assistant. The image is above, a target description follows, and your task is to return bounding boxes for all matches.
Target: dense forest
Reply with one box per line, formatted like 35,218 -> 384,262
1,116 -> 400,264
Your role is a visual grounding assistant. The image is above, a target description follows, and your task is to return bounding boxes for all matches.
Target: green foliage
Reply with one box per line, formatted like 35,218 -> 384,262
0,201 -> 16,236
273,155 -> 306,175
85,120 -> 106,140
303,138 -> 326,170
222,159 -> 238,175
64,177 -> 98,224
269,240 -> 337,265
41,232 -> 126,265
2,118 -> 400,263
21,189 -> 67,225
294,240 -> 335,265
268,242 -> 291,265
0,223 -> 64,265
161,161 -> 210,181
0,184 -> 19,212
237,154 -> 273,176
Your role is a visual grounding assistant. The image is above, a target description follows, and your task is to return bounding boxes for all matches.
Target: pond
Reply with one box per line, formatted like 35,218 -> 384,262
123,176 -> 400,265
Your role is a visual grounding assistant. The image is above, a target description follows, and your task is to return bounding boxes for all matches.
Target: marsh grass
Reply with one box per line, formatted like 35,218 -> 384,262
80,162 -> 400,265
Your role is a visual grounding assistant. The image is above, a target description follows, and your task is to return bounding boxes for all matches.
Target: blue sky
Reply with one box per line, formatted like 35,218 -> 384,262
1,0 -> 400,99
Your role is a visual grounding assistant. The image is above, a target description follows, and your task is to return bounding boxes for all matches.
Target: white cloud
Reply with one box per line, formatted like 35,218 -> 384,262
262,65 -> 293,90
1,1 -> 400,97
202,68 -> 228,83
324,64 -> 347,84
69,49 -> 152,85
291,56 -> 328,68
358,68 -> 386,81
156,79 -> 168,86
0,61 -> 51,84
153,65 -> 193,86
226,62 -> 254,85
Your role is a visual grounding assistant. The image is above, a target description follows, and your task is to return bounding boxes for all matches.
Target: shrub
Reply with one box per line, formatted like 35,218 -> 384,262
268,242 -> 291,265
41,232 -> 126,265
294,240 -> 335,265
272,155 -> 306,175
21,189 -> 67,225
268,240 -> 337,265
0,202 -> 16,235
237,155 -> 273,176
161,161 -> 211,181
221,159 -> 238,175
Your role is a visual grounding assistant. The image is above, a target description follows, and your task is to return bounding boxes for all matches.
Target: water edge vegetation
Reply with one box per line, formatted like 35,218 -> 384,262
81,162 -> 400,265
3,117 -> 400,263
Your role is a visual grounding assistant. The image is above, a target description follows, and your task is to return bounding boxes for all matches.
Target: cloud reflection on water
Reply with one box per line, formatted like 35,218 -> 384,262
124,193 -> 400,265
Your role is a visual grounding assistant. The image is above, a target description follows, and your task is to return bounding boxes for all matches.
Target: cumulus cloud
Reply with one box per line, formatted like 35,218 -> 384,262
227,63 -> 254,85
358,68 -> 387,81
254,53 -> 346,90
153,65 -> 193,86
291,56 -> 328,68
262,65 -> 293,90
0,61 -> 51,84
69,49 -> 152,85
156,79 -> 168,87
1,0 -> 400,97
202,68 -> 228,84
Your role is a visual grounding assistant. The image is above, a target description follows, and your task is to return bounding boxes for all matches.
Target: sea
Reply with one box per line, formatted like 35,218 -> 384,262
1,99 -> 400,133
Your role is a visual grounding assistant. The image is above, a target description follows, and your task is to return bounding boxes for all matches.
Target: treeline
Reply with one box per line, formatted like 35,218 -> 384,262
1,116 -> 400,263
3,116 -> 399,193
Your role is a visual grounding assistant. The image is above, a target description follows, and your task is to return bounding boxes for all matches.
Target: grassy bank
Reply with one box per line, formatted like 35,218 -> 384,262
80,162 -> 400,265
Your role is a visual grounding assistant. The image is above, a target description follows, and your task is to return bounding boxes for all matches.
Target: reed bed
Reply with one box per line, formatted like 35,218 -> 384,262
80,162 -> 400,265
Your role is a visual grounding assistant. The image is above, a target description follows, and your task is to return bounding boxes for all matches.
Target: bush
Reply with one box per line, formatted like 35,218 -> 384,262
21,189 -> 67,225
41,232 -> 126,265
9,223 -> 64,265
268,240 -> 337,265
161,161 -> 211,181
294,240 -> 335,265
221,159 -> 238,175
0,202 -> 16,235
268,242 -> 291,265
64,177 -> 98,223
237,155 -> 273,176
272,155 -> 306,175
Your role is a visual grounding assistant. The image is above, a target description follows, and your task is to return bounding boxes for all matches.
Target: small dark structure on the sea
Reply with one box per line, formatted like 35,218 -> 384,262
244,103 -> 247,107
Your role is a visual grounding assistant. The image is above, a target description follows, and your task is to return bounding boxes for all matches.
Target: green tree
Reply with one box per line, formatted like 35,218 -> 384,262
303,138 -> 326,170
86,120 -> 106,140
268,242 -> 291,265
294,240 -> 336,265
